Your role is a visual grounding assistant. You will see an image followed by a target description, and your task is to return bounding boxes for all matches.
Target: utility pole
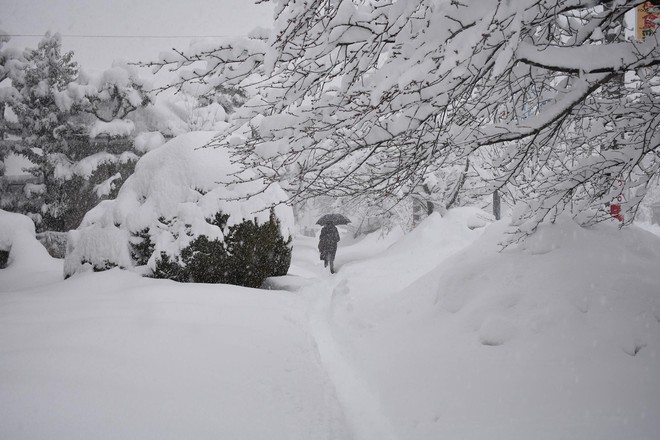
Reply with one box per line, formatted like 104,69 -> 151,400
493,190 -> 501,221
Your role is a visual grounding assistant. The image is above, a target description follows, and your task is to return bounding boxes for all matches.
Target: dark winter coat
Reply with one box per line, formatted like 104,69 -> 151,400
318,224 -> 340,257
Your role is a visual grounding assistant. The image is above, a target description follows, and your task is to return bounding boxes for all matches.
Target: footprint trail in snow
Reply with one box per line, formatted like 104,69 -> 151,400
305,279 -> 399,440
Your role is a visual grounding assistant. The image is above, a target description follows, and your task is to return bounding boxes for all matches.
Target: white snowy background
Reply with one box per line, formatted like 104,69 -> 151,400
2,204 -> 659,440
2,1 -> 660,439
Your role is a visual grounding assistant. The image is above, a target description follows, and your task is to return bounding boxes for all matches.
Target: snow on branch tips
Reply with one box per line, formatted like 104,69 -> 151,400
148,0 -> 660,237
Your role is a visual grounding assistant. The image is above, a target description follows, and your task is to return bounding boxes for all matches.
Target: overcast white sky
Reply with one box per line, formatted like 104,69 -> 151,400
1,0 -> 274,70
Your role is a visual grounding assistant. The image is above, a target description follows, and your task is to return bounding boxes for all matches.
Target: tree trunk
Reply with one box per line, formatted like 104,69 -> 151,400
422,183 -> 434,216
445,158 -> 470,210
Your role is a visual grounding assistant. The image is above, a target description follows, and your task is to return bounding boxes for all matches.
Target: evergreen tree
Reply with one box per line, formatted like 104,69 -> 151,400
1,29 -> 24,178
6,34 -> 150,232
10,33 -> 83,230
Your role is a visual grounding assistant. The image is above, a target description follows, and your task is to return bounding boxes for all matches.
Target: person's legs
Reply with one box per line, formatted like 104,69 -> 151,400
329,251 -> 336,274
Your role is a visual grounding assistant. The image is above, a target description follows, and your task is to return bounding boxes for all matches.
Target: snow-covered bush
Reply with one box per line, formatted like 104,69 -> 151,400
0,209 -> 54,269
64,131 -> 294,287
151,209 -> 291,287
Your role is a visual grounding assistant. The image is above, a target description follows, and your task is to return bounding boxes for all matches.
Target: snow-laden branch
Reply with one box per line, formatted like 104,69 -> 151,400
475,73 -> 612,146
153,0 -> 660,234
517,38 -> 660,74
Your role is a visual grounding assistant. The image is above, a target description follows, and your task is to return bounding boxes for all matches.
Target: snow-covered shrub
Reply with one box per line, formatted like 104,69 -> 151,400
151,209 -> 291,287
0,209 -> 54,269
64,131 -> 294,286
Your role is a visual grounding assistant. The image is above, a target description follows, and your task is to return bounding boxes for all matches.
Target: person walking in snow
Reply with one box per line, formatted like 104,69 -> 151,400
318,223 -> 340,274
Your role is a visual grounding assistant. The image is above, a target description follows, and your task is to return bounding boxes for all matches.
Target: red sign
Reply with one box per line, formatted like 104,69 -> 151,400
638,2 -> 660,41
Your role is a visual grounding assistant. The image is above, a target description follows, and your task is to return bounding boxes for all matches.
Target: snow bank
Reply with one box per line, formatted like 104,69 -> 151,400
329,215 -> 660,439
3,205 -> 660,439
0,269 -> 349,440
64,131 -> 294,278
0,209 -> 53,269
0,210 -> 62,290
336,207 -> 493,296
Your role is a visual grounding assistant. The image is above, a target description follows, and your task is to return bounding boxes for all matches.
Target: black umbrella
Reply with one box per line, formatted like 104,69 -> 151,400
316,213 -> 351,225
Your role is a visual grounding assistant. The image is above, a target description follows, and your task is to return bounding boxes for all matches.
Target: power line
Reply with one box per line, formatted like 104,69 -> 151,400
4,34 -> 231,39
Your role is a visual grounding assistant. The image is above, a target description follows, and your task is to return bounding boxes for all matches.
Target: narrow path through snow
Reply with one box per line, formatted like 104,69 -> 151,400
290,235 -> 400,440
305,280 -> 399,440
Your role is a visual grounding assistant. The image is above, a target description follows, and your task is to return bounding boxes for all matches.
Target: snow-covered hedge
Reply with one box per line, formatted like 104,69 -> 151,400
64,131 -> 294,286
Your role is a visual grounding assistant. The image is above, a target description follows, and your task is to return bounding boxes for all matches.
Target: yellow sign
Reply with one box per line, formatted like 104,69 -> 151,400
637,2 -> 660,41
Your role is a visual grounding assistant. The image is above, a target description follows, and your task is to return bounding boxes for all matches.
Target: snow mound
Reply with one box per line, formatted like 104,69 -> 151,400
335,208 -> 492,300
386,207 -> 492,256
0,268 -> 350,440
64,131 -> 293,278
0,210 -> 53,269
331,215 -> 660,439
402,216 -> 660,347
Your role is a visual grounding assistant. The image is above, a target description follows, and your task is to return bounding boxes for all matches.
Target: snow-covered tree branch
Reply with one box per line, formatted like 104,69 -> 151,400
154,0 -> 659,235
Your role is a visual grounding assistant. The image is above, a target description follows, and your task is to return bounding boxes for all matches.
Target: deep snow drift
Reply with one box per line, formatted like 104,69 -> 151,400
326,213 -> 660,440
1,208 -> 659,440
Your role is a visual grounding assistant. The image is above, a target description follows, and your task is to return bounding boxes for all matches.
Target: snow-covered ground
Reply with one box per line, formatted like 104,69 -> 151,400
1,208 -> 659,439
